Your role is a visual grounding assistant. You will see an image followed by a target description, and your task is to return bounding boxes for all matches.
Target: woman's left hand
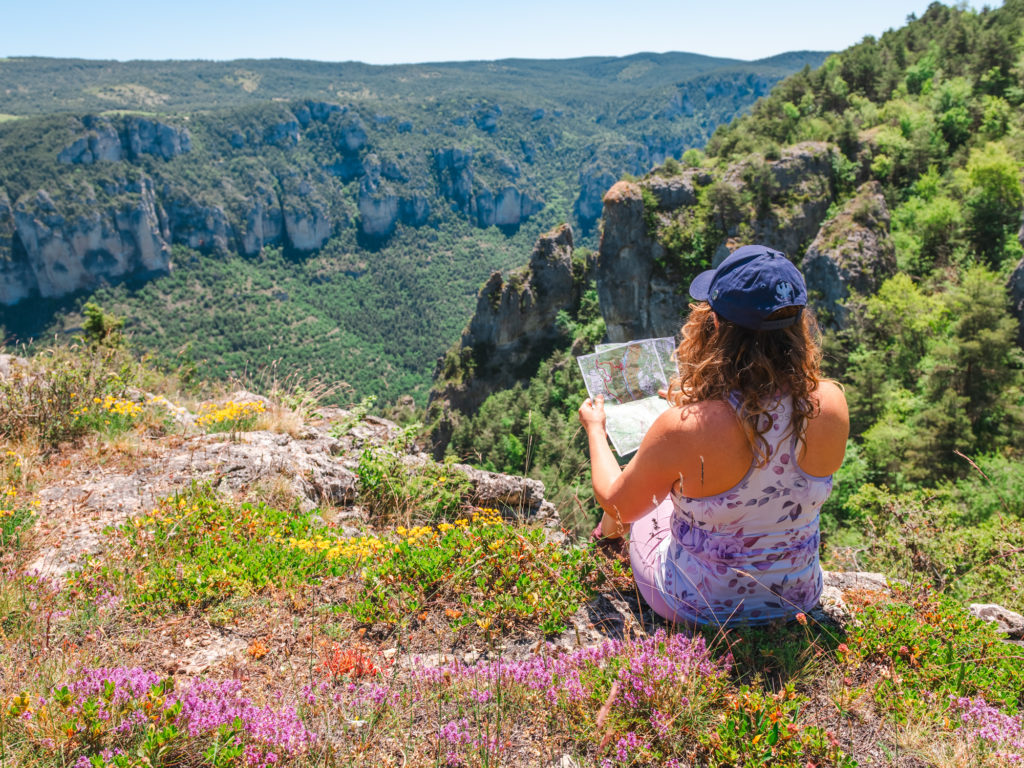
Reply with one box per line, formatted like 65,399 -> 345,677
578,395 -> 607,434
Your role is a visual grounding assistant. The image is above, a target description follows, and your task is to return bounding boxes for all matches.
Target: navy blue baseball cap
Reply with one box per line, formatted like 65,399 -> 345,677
688,244 -> 807,331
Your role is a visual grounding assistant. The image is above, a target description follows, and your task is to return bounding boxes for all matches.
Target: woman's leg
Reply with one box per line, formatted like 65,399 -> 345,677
628,497 -> 687,623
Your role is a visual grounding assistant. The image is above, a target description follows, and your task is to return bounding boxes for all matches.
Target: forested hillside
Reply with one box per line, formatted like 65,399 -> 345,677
440,1 -> 1024,610
0,52 -> 824,401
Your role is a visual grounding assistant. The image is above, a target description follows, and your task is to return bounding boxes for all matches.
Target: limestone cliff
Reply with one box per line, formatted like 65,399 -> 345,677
594,180 -> 673,342
57,116 -> 192,165
429,224 -> 591,449
802,181 -> 897,328
9,180 -> 170,300
0,105 -> 555,304
434,147 -> 543,230
596,142 -> 838,342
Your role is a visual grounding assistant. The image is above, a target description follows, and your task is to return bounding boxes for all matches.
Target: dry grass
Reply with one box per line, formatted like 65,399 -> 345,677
255,401 -> 307,437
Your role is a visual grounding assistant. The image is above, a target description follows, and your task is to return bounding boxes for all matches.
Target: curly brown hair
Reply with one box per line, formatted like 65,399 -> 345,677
666,302 -> 824,465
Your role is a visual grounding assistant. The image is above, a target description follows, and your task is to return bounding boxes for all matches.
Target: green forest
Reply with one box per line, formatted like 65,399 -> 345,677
445,1 -> 1024,611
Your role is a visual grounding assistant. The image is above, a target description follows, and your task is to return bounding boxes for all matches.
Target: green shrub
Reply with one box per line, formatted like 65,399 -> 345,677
356,427 -> 473,524
0,345 -> 137,448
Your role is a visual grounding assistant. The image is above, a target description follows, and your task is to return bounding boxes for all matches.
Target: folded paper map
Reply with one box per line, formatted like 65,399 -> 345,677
577,337 -> 677,456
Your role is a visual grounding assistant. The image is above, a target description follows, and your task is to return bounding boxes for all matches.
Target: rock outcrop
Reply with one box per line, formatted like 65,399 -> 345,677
474,185 -> 543,228
57,118 -> 124,165
0,188 -> 34,305
725,142 -> 835,259
575,167 -> 618,224
356,169 -> 432,239
431,224 -> 589,420
165,196 -> 233,254
283,204 -> 331,252
435,148 -> 543,230
595,180 -> 676,341
802,181 -> 897,328
238,183 -> 284,256
30,403 -> 562,578
58,116 -> 191,165
970,603 -> 1024,641
10,180 -> 171,299
595,143 -> 837,342
127,118 -> 192,160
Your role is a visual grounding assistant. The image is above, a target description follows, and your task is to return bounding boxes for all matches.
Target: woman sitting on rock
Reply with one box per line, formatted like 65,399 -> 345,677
579,245 -> 849,626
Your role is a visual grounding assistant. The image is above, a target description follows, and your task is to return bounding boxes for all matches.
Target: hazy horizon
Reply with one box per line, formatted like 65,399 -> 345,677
4,0 -> 999,67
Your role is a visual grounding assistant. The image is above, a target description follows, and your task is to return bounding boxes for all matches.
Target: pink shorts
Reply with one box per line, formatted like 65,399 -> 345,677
628,496 -> 695,626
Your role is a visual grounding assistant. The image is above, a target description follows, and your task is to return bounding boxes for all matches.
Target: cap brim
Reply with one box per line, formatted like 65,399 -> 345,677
688,269 -> 715,300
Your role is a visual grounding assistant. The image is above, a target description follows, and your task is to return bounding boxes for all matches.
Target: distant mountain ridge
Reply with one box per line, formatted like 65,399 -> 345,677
0,52 -> 829,115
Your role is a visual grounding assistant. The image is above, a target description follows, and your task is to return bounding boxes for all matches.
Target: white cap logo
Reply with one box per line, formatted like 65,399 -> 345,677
775,281 -> 795,303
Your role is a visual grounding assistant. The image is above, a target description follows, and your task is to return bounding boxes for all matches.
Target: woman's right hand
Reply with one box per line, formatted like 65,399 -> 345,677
578,395 -> 607,435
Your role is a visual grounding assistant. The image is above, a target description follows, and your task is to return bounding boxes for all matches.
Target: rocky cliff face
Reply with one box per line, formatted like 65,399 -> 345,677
594,180 -> 674,342
802,181 -> 897,328
596,142 -> 842,342
0,104 -> 560,304
58,116 -> 192,165
357,154 -> 432,239
429,224 -> 591,449
0,53 -> 825,307
238,182 -> 284,256
434,148 -> 543,230
7,180 -> 170,300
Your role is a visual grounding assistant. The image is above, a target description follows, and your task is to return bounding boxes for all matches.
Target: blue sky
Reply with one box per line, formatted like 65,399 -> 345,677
4,0 -> 998,64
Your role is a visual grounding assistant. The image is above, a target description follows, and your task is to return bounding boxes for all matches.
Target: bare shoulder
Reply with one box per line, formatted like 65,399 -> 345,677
646,398 -> 739,441
810,380 -> 850,431
800,379 -> 850,475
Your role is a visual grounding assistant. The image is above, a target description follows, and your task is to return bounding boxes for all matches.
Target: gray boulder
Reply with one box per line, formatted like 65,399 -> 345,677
969,603 -> 1024,640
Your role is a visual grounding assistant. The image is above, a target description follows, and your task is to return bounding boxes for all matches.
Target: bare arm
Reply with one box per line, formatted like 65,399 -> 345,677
579,396 -> 696,537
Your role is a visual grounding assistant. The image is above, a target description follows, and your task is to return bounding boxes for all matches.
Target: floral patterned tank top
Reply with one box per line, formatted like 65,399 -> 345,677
655,394 -> 832,625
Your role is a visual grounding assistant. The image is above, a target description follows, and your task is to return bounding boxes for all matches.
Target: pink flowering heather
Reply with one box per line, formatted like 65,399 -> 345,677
46,668 -> 315,767
614,730 -> 645,761
415,628 -> 728,710
615,630 -> 724,708
952,696 -> 1024,763
436,716 -> 505,766
177,679 -> 314,754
